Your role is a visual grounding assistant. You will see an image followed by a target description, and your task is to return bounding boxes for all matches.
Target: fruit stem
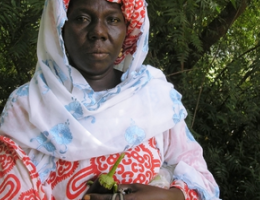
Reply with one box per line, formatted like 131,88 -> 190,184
107,153 -> 125,177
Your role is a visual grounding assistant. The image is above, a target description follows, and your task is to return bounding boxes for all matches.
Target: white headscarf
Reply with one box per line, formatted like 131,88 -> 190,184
0,0 -> 186,182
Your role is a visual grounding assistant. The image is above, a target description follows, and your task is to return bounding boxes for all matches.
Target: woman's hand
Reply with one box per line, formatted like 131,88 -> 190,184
83,183 -> 185,200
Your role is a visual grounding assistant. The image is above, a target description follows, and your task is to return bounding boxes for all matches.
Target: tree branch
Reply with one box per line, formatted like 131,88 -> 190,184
185,0 -> 251,69
213,44 -> 260,82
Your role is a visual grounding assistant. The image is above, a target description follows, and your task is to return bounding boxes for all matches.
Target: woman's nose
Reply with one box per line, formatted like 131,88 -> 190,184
87,20 -> 107,41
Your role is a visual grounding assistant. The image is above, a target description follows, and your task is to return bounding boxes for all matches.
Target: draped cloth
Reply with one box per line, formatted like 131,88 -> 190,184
0,0 -> 220,199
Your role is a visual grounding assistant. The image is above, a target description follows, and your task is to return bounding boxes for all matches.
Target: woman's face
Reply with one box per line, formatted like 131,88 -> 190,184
63,0 -> 126,76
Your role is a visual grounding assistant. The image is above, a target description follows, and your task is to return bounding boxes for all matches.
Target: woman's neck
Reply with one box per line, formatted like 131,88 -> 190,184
80,68 -> 123,92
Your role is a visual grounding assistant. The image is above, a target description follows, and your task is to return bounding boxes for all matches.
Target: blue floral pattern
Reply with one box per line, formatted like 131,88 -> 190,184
34,67 -> 50,94
0,84 -> 29,127
121,65 -> 151,93
31,154 -> 56,183
88,86 -> 121,111
39,73 -> 50,94
30,131 -> 57,152
170,89 -> 186,124
30,120 -> 73,156
74,83 -> 122,111
124,120 -> 146,150
65,97 -> 96,123
43,59 -> 68,84
74,84 -> 96,107
65,98 -> 83,119
15,84 -> 29,97
130,67 -> 151,91
38,156 -> 56,183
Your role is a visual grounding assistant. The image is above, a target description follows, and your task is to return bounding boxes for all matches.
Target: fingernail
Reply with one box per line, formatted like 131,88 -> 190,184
84,195 -> 91,200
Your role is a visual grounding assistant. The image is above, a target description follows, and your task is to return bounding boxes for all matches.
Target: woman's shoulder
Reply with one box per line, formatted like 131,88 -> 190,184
144,65 -> 167,80
0,82 -> 30,125
8,82 -> 30,103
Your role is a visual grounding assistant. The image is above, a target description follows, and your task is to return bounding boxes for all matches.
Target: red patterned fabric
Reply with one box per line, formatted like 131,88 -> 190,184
0,136 -> 163,199
63,0 -> 69,9
0,136 -> 48,200
62,0 -> 145,64
0,135 -> 199,200
0,145 -> 17,177
171,180 -> 199,200
47,160 -> 79,189
18,189 -> 41,200
65,138 -> 161,199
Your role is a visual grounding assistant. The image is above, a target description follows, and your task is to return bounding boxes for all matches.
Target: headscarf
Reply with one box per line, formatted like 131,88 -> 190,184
0,0 -> 186,183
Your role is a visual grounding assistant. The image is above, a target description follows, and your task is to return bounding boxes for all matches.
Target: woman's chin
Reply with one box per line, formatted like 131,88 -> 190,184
76,66 -> 114,79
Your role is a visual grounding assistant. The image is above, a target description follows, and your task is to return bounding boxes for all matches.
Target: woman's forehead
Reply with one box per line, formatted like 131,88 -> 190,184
63,0 -> 122,10
67,0 -> 122,13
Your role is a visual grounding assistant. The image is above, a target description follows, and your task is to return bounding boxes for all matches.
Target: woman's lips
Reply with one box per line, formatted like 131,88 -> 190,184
88,53 -> 109,59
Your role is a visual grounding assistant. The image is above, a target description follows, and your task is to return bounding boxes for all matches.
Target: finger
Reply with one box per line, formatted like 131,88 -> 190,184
83,195 -> 91,200
83,193 -> 113,200
118,184 -> 134,194
118,183 -> 144,194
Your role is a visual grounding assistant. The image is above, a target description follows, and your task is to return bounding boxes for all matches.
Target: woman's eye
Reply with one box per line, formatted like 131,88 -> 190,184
77,16 -> 90,23
108,17 -> 120,23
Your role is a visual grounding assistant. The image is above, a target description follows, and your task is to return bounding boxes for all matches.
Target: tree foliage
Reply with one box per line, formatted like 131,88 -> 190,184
1,0 -> 260,199
0,0 -> 42,111
146,0 -> 260,199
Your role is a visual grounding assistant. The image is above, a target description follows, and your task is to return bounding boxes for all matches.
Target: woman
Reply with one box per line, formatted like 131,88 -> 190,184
0,0 -> 220,199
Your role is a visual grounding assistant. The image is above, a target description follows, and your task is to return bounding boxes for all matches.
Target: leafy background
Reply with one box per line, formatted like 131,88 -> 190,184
1,0 -> 260,199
